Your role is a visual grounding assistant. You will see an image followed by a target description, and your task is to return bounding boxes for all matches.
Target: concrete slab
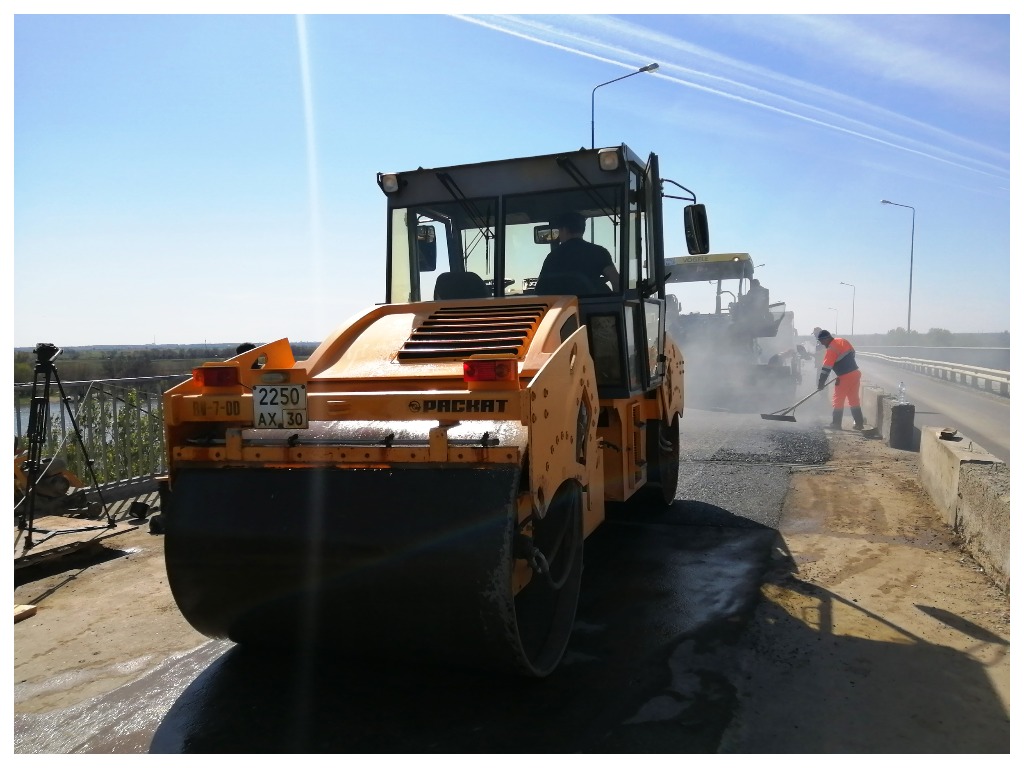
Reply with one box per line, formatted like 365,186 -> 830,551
14,491 -> 161,569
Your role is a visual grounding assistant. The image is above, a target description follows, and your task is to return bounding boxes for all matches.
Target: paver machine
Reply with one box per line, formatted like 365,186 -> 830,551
664,253 -> 801,411
161,144 -> 710,677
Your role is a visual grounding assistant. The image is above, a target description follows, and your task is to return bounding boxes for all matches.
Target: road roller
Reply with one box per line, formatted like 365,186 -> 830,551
161,144 -> 711,676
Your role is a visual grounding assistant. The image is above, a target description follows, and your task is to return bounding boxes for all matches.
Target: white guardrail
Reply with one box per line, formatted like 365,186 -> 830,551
858,352 -> 1010,398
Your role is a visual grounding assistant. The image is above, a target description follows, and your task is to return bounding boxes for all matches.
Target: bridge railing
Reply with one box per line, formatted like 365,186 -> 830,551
14,374 -> 189,499
858,352 -> 1010,398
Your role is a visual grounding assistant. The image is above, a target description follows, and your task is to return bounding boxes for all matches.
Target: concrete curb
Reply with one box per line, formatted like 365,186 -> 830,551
859,381 -> 1010,592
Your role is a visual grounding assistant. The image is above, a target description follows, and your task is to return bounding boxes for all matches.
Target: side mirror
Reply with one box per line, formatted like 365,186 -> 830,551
416,225 -> 437,271
534,225 -> 560,244
684,204 -> 710,255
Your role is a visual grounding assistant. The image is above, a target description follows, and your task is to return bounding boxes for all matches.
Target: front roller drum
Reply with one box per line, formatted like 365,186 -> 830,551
163,466 -> 583,677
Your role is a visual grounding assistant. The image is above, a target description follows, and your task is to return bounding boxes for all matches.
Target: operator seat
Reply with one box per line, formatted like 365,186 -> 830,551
433,271 -> 489,300
535,272 -> 609,296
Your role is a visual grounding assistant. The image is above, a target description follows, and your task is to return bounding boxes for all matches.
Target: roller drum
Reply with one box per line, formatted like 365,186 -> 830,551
164,466 -> 582,676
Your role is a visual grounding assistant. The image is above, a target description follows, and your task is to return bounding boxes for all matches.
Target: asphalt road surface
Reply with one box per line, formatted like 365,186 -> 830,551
13,408 -> 1009,753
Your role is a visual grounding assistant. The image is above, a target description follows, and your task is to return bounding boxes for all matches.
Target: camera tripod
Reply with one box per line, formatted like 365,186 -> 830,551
16,342 -> 114,551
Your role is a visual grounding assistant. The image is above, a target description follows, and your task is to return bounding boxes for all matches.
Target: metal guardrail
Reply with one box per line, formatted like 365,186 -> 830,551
859,352 -> 1010,398
14,374 -> 189,498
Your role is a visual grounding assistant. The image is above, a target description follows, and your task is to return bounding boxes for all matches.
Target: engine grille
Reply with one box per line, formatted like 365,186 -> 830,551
397,304 -> 547,361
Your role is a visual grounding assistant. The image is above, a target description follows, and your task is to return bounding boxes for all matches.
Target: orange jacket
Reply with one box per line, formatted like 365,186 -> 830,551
821,337 -> 858,377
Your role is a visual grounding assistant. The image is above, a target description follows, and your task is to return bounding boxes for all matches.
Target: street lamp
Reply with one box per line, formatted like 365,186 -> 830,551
880,199 -> 916,334
840,281 -> 855,336
591,63 -> 659,149
827,307 -> 839,332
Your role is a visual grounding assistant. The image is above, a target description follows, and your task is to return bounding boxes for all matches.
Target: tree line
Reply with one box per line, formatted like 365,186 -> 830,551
847,328 -> 1009,347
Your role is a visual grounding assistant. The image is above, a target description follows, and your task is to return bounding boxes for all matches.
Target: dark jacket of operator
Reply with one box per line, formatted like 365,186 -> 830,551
536,211 -> 620,294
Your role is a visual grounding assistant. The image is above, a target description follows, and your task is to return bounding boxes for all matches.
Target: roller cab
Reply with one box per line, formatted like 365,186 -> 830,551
162,144 -> 710,676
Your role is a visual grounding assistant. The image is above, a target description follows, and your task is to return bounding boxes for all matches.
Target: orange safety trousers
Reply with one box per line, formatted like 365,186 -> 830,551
833,369 -> 862,409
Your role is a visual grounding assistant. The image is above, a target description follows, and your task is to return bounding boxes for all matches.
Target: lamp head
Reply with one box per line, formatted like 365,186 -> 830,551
641,63 -> 659,72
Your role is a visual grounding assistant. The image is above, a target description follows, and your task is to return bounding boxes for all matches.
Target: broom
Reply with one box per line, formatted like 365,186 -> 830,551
760,378 -> 835,422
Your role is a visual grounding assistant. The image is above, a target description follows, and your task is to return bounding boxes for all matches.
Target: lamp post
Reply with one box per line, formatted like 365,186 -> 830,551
839,281 -> 856,336
591,63 -> 659,149
880,199 -> 916,334
828,307 -> 839,332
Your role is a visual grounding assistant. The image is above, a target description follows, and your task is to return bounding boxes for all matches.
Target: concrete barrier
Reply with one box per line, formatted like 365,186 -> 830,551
858,383 -> 905,449
918,427 -> 1009,592
861,384 -> 885,429
958,462 -> 1011,592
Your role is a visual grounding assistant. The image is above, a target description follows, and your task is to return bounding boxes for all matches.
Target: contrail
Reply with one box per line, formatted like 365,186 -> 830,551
453,14 -> 1008,182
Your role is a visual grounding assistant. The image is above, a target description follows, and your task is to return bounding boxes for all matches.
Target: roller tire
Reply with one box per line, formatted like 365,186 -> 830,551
513,480 -> 584,676
640,415 -> 680,507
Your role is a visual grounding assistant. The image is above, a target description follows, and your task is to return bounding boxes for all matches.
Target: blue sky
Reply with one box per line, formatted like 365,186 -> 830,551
9,7 -> 1016,348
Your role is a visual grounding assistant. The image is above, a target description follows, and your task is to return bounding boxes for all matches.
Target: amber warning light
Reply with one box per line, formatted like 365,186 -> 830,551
463,359 -> 517,383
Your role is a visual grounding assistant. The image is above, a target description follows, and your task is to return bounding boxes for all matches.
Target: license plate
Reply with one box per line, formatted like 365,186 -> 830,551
252,385 -> 308,429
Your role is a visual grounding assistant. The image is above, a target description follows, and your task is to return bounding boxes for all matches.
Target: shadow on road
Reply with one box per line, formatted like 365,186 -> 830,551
716,540 -> 1010,753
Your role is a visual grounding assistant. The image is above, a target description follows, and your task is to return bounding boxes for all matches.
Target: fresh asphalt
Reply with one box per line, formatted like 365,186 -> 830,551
17,409 -> 831,753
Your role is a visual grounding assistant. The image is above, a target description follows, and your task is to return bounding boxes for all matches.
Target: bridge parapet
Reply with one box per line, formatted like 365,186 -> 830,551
858,352 -> 1009,398
14,374 -> 188,499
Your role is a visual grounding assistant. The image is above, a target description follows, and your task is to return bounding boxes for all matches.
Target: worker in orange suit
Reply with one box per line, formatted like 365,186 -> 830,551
816,329 -> 864,429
